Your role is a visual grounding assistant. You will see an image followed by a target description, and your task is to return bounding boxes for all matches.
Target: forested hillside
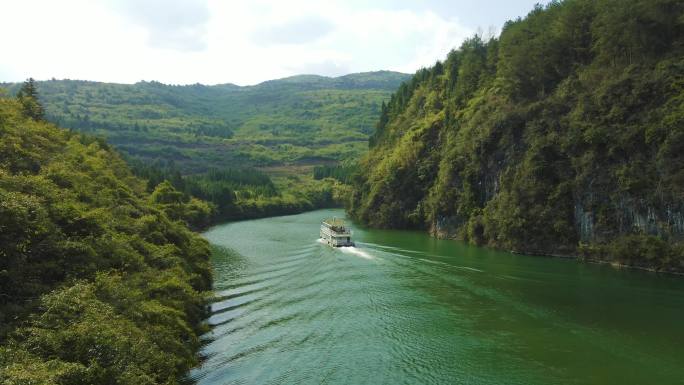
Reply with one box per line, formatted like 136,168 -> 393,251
350,0 -> 684,272
0,73 -> 406,223
0,88 -> 212,383
2,71 -> 408,173
130,159 -> 343,223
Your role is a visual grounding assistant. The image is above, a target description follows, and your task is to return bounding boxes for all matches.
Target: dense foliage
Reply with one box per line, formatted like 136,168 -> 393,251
351,0 -> 684,272
128,159 -> 342,222
2,71 -> 409,174
0,93 -> 212,383
313,163 -> 357,184
181,168 -> 341,221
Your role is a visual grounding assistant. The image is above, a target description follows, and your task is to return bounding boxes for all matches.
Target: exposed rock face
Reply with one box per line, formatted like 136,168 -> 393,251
574,202 -> 595,243
574,195 -> 684,243
430,216 -> 462,240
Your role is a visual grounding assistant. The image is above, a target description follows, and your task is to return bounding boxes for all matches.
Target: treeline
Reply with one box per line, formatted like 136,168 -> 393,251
129,159 -> 275,196
313,164 -> 357,184
49,112 -> 235,139
0,84 -> 212,383
351,0 -> 684,272
128,158 -> 338,223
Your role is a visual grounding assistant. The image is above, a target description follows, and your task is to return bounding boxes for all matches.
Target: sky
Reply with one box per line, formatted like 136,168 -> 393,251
0,0 -> 541,86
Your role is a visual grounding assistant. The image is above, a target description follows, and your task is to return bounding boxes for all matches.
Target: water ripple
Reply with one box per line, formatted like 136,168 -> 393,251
191,209 -> 684,385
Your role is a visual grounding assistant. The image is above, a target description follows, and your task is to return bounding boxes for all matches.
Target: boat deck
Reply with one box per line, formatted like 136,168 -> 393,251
320,218 -> 354,247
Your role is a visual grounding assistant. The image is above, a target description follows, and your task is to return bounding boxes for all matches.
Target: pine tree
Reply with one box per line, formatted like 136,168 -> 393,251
17,77 -> 45,121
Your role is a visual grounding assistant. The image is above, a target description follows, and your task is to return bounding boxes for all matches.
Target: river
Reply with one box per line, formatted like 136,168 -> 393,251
189,209 -> 684,385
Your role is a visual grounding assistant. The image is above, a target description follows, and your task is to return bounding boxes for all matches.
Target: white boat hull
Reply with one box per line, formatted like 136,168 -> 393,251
320,225 -> 355,247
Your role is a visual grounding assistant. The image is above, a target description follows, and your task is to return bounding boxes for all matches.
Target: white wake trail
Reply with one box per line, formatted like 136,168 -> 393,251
338,246 -> 374,259
317,238 -> 375,259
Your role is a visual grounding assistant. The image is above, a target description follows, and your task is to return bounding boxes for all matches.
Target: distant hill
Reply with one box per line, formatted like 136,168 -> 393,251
259,71 -> 410,89
2,71 -> 410,173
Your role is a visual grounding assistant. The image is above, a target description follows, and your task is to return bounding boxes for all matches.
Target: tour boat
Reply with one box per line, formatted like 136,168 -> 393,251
320,218 -> 355,247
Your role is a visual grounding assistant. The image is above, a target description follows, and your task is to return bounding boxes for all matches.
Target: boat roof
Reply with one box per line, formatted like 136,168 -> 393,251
323,218 -> 346,227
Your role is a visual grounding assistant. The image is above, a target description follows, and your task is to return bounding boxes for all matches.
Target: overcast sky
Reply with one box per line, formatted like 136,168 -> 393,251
1,0 -> 541,86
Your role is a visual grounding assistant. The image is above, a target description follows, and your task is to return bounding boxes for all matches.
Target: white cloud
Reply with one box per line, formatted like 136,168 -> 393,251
287,60 -> 351,78
108,0 -> 210,51
0,0 -> 488,85
252,16 -> 334,46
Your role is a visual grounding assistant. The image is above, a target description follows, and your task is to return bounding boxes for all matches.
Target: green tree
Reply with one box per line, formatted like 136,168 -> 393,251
16,77 -> 45,121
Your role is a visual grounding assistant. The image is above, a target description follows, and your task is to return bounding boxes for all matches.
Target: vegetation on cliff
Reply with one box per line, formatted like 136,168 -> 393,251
0,85 -> 212,384
350,0 -> 684,272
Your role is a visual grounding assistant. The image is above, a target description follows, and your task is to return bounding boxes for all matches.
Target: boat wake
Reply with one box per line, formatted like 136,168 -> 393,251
339,246 -> 374,259
317,238 -> 374,259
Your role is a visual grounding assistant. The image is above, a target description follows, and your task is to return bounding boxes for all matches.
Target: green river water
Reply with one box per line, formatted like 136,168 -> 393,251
190,209 -> 684,385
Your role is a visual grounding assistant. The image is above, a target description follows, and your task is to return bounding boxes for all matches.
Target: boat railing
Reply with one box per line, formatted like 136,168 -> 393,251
322,226 -> 351,235
322,218 -> 350,232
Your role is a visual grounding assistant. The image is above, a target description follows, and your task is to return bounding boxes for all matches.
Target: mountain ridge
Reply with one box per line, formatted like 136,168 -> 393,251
2,70 -> 409,90
1,70 -> 411,173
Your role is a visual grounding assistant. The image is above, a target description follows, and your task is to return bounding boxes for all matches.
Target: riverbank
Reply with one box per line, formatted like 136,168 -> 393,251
508,249 -> 684,276
211,201 -> 342,227
431,231 -> 684,276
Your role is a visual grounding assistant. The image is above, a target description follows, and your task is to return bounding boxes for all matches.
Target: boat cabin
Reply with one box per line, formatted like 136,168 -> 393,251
320,218 -> 354,247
